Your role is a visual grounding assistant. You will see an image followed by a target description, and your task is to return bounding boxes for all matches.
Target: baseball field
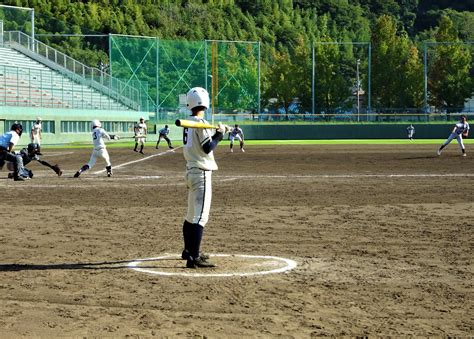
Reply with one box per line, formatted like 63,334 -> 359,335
0,141 -> 472,336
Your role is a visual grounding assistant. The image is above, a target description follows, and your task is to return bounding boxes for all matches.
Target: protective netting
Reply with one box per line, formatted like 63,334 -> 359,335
0,5 -> 32,36
109,35 -> 260,121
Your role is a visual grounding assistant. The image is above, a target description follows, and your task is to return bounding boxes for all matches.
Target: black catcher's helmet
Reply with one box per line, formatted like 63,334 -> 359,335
11,123 -> 23,136
27,143 -> 42,156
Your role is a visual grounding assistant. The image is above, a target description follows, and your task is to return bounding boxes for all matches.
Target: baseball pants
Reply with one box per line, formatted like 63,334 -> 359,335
87,148 -> 111,168
185,167 -> 212,227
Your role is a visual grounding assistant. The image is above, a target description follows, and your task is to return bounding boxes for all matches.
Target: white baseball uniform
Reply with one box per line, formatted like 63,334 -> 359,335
183,116 -> 218,227
441,121 -> 470,150
31,122 -> 42,145
87,127 -> 111,168
134,122 -> 147,145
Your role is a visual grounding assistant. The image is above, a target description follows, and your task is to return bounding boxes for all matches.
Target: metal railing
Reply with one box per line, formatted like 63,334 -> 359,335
2,31 -> 141,110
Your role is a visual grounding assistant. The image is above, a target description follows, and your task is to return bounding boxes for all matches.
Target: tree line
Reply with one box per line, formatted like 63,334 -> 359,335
1,0 -> 473,113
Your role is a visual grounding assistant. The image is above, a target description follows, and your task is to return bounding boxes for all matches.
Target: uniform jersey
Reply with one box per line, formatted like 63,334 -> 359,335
183,116 -> 218,171
135,123 -> 147,136
454,121 -> 469,135
0,131 -> 20,149
230,127 -> 243,137
159,127 -> 169,136
31,122 -> 42,136
92,127 -> 111,150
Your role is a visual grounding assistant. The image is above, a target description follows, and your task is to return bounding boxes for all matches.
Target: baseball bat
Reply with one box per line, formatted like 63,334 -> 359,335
175,119 -> 217,129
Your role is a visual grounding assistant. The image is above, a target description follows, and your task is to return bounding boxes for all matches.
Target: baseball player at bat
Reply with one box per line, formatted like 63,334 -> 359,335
74,120 -> 118,178
437,114 -> 470,157
180,87 -> 230,268
1,143 -> 62,179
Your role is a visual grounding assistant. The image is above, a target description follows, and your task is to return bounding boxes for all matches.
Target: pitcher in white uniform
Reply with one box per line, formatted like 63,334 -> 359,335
437,115 -> 470,157
74,120 -> 118,177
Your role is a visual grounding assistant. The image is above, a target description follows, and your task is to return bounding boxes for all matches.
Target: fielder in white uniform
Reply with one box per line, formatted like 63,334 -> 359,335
437,115 -> 470,156
74,120 -> 118,177
406,124 -> 415,141
229,124 -> 245,152
31,117 -> 42,145
134,117 -> 147,154
180,87 -> 230,268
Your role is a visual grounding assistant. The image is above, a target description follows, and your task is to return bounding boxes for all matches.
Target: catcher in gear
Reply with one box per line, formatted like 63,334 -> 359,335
1,143 -> 62,179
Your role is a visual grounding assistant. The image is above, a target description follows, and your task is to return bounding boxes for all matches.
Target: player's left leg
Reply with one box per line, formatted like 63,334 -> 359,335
456,135 -> 467,156
184,168 -> 215,268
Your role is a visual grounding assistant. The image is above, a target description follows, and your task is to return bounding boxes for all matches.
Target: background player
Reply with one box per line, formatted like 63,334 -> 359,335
5,143 -> 62,179
31,117 -> 42,145
74,120 -> 118,177
437,114 -> 469,156
229,124 -> 245,152
406,124 -> 415,141
156,124 -> 174,149
134,117 -> 147,154
0,123 -> 28,181
180,87 -> 230,268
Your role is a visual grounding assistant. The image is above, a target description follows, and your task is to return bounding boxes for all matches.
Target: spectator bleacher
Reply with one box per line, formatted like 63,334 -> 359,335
0,46 -> 133,110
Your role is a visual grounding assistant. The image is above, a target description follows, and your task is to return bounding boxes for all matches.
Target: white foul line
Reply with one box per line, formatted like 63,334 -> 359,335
92,146 -> 182,174
128,254 -> 298,277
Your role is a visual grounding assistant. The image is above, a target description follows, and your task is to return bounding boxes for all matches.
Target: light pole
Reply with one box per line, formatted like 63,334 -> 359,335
356,59 -> 360,122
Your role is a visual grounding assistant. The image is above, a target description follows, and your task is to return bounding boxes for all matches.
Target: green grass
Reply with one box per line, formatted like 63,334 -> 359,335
41,138 -> 473,149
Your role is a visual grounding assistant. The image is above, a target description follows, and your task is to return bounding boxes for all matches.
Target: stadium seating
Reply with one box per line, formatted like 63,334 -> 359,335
0,47 -> 131,110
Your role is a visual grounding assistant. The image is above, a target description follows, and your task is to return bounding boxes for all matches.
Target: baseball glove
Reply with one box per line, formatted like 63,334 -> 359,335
51,164 -> 62,176
462,132 -> 468,138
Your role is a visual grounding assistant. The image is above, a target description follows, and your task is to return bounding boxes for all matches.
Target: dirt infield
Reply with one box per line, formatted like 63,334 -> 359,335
0,143 -> 472,336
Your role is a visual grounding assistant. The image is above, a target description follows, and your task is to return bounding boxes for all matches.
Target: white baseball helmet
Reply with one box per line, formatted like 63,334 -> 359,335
91,119 -> 101,128
36,116 -> 42,122
186,87 -> 209,110
140,116 -> 145,121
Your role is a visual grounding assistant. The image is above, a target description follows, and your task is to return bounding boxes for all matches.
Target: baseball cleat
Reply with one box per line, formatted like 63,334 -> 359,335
186,257 -> 216,269
73,172 -> 81,178
462,153 -> 467,157
241,148 -> 245,152
181,249 -> 209,261
14,176 -> 26,181
133,149 -> 138,152
230,149 -> 233,153
437,149 -> 441,156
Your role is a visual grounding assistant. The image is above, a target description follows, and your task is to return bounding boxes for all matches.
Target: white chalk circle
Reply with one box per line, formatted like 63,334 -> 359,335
127,254 -> 297,277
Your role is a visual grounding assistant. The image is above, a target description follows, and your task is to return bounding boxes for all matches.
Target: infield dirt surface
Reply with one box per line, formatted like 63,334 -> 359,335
0,143 -> 472,337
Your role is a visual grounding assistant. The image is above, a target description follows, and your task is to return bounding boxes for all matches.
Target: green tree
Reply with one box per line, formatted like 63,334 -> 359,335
371,15 -> 424,110
428,16 -> 473,112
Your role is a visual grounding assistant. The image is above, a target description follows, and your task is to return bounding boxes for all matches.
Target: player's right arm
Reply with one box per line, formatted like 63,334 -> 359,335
202,124 -> 225,154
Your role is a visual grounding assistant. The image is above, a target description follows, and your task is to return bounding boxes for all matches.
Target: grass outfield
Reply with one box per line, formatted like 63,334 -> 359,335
44,138 -> 474,149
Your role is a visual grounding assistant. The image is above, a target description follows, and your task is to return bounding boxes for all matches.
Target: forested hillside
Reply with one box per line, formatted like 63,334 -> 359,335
1,0 -> 473,113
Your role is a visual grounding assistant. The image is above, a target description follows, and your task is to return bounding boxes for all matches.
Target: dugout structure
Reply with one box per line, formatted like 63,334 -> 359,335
109,34 -> 260,126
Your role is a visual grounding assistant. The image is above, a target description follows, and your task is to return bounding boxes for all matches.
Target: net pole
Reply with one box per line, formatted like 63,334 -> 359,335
211,41 -> 218,125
